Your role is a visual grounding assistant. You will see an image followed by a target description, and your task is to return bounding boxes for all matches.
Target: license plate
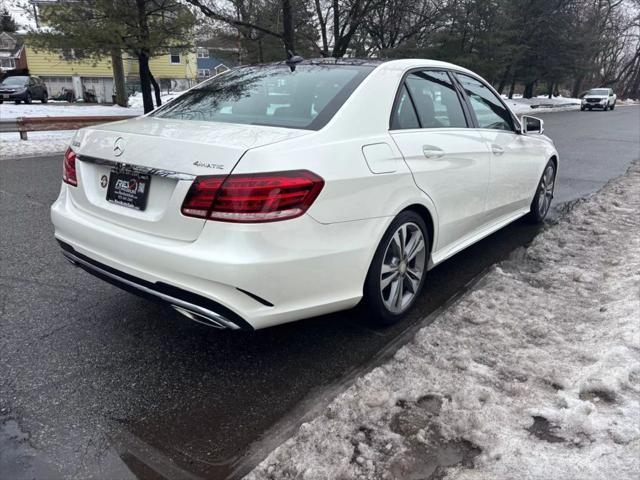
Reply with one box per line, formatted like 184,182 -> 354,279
106,171 -> 150,211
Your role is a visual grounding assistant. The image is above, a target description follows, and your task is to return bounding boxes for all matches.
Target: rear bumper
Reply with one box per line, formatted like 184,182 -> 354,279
51,184 -> 390,329
59,241 -> 252,330
0,91 -> 27,101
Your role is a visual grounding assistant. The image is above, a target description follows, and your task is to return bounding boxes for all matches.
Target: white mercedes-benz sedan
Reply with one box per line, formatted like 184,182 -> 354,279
51,58 -> 558,330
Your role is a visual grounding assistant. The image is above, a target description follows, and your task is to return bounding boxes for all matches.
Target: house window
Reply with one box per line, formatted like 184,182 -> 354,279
0,34 -> 13,49
170,50 -> 181,64
60,48 -> 85,61
197,48 -> 209,58
0,57 -> 16,69
197,69 -> 210,78
215,64 -> 229,74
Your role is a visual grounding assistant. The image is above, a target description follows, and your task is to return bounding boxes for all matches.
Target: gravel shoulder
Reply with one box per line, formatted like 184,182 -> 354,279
246,161 -> 640,480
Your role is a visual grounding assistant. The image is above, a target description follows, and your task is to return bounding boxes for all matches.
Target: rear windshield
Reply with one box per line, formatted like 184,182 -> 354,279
587,89 -> 609,95
153,64 -> 373,130
2,76 -> 28,86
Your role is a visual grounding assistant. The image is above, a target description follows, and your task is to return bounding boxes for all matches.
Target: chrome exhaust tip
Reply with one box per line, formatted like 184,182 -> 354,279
171,305 -> 227,329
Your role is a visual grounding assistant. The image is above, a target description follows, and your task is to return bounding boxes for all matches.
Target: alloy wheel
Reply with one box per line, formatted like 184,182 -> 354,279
537,164 -> 555,217
380,222 -> 426,314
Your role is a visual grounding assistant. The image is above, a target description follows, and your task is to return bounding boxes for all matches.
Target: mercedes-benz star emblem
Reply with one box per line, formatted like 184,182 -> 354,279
113,137 -> 125,157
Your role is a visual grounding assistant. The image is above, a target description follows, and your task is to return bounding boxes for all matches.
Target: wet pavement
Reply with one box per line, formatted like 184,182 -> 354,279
1,106 -> 638,479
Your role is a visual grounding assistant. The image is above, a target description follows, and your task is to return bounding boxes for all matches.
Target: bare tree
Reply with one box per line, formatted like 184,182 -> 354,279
185,0 -> 297,54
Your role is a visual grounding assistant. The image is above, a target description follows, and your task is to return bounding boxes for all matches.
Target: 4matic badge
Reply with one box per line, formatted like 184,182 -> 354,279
193,161 -> 224,170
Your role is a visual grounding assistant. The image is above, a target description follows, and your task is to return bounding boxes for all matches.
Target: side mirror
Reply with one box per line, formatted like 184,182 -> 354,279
521,115 -> 544,135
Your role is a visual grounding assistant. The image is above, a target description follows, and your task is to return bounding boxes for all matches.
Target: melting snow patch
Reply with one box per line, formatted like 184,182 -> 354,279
245,162 -> 640,480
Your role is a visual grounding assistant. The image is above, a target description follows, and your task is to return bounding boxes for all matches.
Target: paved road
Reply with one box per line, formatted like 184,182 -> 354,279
1,106 -> 638,480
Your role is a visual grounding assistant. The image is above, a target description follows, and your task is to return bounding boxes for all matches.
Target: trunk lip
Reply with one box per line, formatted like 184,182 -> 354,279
77,154 -> 196,181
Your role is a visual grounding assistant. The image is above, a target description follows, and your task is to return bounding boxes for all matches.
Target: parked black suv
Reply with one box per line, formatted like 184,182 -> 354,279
0,75 -> 49,104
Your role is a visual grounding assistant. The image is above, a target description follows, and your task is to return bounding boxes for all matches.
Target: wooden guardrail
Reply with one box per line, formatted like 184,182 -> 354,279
0,115 -> 137,140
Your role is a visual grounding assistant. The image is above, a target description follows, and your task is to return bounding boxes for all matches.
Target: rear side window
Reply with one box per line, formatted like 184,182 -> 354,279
153,64 -> 373,130
391,85 -> 420,129
405,71 -> 467,128
456,73 -> 514,131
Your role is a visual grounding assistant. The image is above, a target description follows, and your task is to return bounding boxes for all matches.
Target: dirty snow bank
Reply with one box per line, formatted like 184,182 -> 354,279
246,163 -> 640,480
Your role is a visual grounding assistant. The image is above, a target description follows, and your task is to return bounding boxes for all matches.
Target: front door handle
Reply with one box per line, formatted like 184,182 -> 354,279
422,145 -> 445,159
491,144 -> 505,156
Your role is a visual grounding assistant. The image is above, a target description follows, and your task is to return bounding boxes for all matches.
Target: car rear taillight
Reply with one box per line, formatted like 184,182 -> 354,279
181,170 -> 324,222
63,147 -> 78,186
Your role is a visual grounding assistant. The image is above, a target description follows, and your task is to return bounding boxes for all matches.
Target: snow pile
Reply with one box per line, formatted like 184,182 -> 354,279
504,96 -> 582,114
0,102 -> 142,120
0,102 -> 144,158
127,90 -> 185,109
0,135 -> 73,159
246,162 -> 640,480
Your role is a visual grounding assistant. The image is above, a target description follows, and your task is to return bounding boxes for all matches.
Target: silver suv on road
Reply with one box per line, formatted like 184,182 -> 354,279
581,88 -> 616,111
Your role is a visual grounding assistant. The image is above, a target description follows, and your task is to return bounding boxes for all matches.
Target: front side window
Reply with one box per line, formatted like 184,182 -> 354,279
154,64 -> 373,130
456,73 -> 514,131
405,70 -> 467,128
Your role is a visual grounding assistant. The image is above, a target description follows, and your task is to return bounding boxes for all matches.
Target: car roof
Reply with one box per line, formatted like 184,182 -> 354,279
375,58 -> 475,74
266,57 -> 386,68
263,57 -> 474,74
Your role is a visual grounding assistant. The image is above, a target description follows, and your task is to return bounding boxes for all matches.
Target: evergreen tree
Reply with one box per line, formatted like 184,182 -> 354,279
1,7 -> 18,32
29,0 -> 195,112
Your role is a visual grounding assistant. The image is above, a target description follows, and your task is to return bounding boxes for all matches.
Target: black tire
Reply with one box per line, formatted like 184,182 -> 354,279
604,104 -> 609,111
24,93 -> 32,104
363,210 -> 430,326
14,99 -> 20,104
526,160 -> 556,224
580,106 -> 585,111
41,92 -> 48,104
610,104 -> 615,110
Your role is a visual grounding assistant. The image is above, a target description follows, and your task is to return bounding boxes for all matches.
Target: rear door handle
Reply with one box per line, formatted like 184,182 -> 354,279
422,145 -> 445,159
491,144 -> 505,156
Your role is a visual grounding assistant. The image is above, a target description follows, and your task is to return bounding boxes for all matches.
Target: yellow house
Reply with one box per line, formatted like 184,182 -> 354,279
24,44 -> 197,103
127,51 -> 197,86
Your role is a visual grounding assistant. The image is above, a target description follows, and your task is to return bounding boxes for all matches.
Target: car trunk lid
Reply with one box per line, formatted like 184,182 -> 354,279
69,116 -> 310,241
